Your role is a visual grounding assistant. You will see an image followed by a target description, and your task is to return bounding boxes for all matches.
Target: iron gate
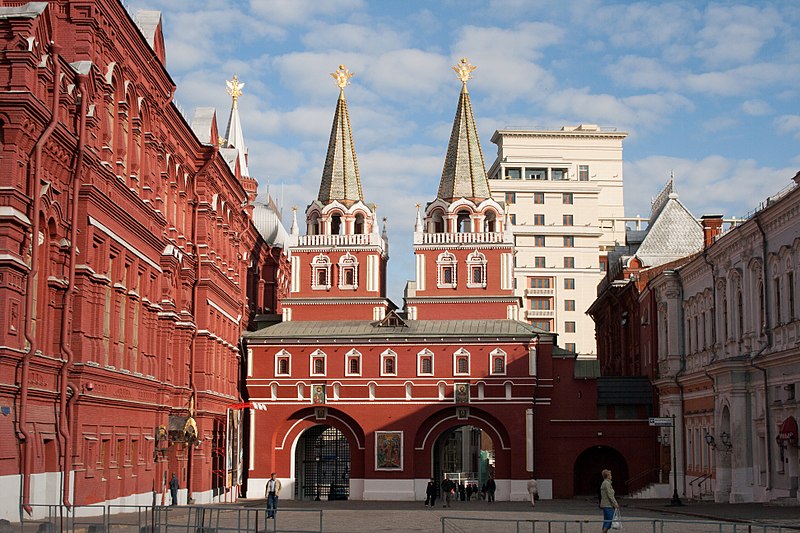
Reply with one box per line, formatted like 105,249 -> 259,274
296,425 -> 350,501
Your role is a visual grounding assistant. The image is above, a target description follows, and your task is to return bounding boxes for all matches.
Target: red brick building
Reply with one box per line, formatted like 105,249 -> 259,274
244,63 -> 651,501
0,1 -> 287,519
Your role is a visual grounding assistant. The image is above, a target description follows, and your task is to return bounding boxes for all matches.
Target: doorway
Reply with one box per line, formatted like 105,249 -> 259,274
433,425 -> 493,491
295,425 -> 350,500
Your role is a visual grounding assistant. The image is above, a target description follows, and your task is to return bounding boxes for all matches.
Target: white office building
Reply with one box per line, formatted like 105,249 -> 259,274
487,125 -> 627,356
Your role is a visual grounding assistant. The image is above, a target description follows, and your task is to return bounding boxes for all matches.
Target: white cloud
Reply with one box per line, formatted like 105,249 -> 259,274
775,115 -> 800,139
301,22 -> 409,53
695,5 -> 781,68
249,0 -> 365,25
624,155 -> 797,221
742,100 -> 773,116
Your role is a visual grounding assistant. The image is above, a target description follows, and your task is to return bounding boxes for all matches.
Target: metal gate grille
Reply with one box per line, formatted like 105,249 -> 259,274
297,425 -> 350,500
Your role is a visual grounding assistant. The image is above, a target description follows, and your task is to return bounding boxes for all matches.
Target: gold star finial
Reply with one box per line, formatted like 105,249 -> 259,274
331,64 -> 354,90
226,74 -> 244,107
452,57 -> 477,85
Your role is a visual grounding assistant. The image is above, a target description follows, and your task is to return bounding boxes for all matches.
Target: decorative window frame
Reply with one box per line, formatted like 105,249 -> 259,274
489,348 -> 507,376
311,253 -> 332,290
381,349 -> 397,376
345,348 -> 362,377
338,252 -> 359,290
453,348 -> 470,376
417,348 -> 434,376
309,349 -> 327,377
275,349 -> 291,376
466,250 -> 487,288
437,251 -> 457,289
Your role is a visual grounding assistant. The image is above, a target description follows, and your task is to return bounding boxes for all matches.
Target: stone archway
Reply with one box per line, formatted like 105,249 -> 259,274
294,425 -> 351,501
432,425 -> 495,497
573,446 -> 629,497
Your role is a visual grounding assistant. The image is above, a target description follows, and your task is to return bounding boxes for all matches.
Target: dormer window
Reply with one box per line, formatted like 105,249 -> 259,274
311,254 -> 332,290
466,250 -> 487,289
437,252 -> 457,289
338,252 -> 359,290
457,210 -> 471,233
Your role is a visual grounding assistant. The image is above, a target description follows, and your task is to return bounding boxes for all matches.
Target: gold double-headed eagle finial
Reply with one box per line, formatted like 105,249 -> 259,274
331,64 -> 354,90
453,57 -> 476,84
226,74 -> 245,105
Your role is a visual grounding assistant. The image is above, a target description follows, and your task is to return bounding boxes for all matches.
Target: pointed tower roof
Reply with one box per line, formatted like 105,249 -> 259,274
437,58 -> 491,203
317,64 -> 364,207
223,74 -> 249,177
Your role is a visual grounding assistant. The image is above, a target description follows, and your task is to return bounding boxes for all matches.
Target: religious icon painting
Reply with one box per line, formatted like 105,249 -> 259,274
454,382 -> 470,403
311,384 -> 326,404
375,431 -> 403,471
457,407 -> 469,420
314,407 -> 327,421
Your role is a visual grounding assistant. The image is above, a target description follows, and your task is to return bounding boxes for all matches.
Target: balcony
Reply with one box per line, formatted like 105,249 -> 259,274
414,232 -> 511,245
525,287 -> 554,297
525,309 -> 554,319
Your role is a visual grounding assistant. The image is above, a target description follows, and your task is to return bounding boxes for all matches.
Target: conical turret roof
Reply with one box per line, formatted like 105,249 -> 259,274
437,59 -> 491,203
317,65 -> 363,207
223,75 -> 249,177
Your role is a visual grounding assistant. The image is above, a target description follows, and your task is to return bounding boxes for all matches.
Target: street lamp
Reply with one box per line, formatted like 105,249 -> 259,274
719,431 -> 732,450
668,415 -> 682,507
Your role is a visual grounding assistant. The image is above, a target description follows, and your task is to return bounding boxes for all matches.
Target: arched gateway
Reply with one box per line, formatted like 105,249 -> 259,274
295,425 -> 351,500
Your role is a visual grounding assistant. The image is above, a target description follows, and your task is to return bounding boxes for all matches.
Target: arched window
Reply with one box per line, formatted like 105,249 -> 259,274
454,348 -> 470,375
737,289 -> 744,340
437,252 -> 457,289
311,254 -> 332,290
429,210 -> 445,234
314,359 -> 324,374
385,358 -> 394,374
330,214 -> 343,235
309,212 -> 320,235
484,210 -> 497,232
457,210 -> 471,233
490,348 -> 507,375
338,252 -> 359,290
345,349 -> 361,376
354,213 -> 365,234
466,250 -> 487,289
381,349 -> 397,376
418,349 -> 434,376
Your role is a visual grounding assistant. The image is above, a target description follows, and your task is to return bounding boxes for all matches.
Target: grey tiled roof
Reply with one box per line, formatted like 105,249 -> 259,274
437,85 -> 491,202
317,91 -> 363,205
135,10 -> 162,49
0,2 -> 47,18
190,107 -> 216,146
252,200 -> 289,248
244,319 -> 541,341
635,195 -> 703,267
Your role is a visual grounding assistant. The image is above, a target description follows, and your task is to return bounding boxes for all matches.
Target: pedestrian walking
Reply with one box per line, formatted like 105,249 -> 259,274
459,482 -> 466,501
169,473 -> 179,506
466,483 -> 473,501
265,472 -> 282,519
599,469 -> 619,532
486,476 -> 496,502
527,476 -> 538,508
441,475 -> 455,508
425,478 -> 437,508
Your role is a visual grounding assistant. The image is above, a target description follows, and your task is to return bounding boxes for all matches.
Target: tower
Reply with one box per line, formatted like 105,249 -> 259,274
283,65 -> 391,321
405,59 -> 519,321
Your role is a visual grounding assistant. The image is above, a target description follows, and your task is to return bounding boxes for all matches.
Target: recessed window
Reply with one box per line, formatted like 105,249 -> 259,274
565,342 -> 577,352
437,252 -> 457,289
552,168 -> 568,180
534,214 -> 545,225
525,168 -> 547,180
534,256 -> 546,268
531,298 -> 551,310
490,349 -> 507,375
530,277 -> 551,288
417,349 -> 434,376
563,214 -> 573,226
565,299 -> 576,311
275,349 -> 291,376
562,193 -> 573,205
578,165 -> 589,181
338,252 -> 359,290
457,210 -> 471,233
565,321 -> 576,333
534,193 -> 544,204
564,278 -> 575,290
534,235 -> 545,247
345,349 -> 361,377
381,349 -> 397,376
533,320 -> 551,332
505,192 -> 516,204
563,236 -> 574,247
311,254 -> 332,290
505,167 -> 521,179
310,349 -> 326,376
466,250 -> 487,288
564,257 -> 575,269
454,349 -> 470,375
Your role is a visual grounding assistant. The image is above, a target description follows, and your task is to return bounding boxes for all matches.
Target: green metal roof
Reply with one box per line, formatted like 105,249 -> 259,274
574,359 -> 601,379
597,376 -> 654,405
244,319 -> 543,342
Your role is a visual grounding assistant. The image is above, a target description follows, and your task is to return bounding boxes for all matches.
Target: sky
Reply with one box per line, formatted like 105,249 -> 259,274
126,0 -> 800,302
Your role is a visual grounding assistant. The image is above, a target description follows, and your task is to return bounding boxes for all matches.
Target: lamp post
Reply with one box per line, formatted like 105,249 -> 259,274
669,414 -> 682,507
